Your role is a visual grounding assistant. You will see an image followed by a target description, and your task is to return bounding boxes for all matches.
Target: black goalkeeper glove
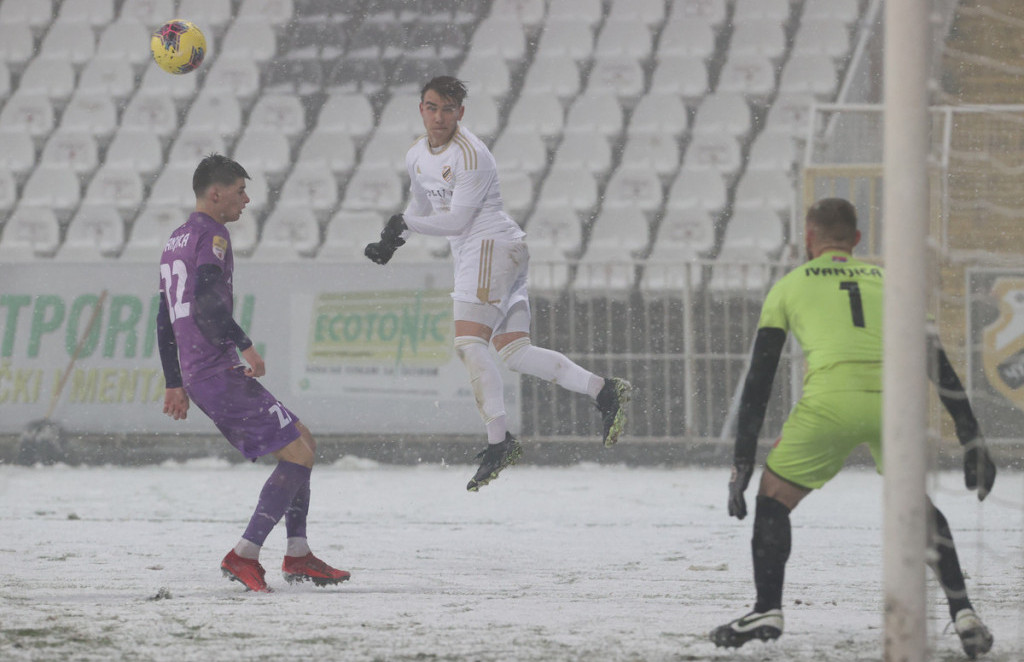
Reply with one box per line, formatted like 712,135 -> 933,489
364,214 -> 407,265
727,461 -> 754,520
963,436 -> 996,501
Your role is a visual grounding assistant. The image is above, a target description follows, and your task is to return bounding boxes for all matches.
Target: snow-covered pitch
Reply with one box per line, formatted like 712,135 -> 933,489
1,459 -> 1021,661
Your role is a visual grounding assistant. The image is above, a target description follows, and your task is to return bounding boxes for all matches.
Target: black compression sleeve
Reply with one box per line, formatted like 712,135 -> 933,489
735,327 -> 787,464
928,334 -> 980,443
156,294 -> 183,388
194,264 -> 253,351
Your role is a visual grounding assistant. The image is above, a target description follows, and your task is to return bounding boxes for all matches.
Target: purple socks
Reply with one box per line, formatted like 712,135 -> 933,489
242,461 -> 312,547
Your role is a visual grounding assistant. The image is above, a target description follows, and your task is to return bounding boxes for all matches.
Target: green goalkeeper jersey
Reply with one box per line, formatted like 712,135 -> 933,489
758,251 -> 884,396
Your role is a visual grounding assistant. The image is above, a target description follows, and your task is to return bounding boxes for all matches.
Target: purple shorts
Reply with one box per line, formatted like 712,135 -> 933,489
186,367 -> 301,461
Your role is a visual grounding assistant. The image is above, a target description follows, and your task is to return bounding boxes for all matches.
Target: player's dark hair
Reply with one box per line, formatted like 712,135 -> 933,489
193,153 -> 249,197
421,76 -> 468,105
806,197 -> 858,244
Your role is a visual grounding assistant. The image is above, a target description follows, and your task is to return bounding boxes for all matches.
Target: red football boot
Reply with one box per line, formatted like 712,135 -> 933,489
282,553 -> 351,587
221,550 -> 271,592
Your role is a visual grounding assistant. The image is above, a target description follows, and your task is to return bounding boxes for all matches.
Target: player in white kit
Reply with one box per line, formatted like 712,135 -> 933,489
365,76 -> 632,491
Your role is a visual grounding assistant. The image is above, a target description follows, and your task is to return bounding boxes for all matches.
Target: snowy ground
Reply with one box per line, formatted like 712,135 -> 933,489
0,458 -> 1021,661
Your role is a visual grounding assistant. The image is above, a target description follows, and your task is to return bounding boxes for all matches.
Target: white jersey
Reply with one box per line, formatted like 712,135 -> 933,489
403,126 -> 525,254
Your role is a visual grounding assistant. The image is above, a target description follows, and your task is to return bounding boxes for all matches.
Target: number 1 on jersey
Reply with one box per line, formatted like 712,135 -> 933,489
840,281 -> 865,328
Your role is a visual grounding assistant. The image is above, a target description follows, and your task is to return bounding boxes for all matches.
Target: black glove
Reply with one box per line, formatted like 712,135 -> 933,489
727,461 -> 754,519
963,436 -> 996,501
364,214 -> 407,265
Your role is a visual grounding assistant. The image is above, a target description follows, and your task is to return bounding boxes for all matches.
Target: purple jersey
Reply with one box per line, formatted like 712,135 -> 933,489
159,212 -> 241,385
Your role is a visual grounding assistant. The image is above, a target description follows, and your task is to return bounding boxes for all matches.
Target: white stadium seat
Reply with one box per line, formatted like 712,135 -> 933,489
467,16 -> 526,62
547,0 -> 603,28
0,206 -> 61,260
521,56 -> 582,101
339,166 -> 404,213
574,207 -> 649,293
376,93 -> 427,137
733,169 -> 796,216
525,205 -> 583,291
649,55 -> 708,102
220,19 -> 278,63
534,166 -> 598,214
681,133 -> 743,181
167,128 -> 227,168
176,0 -> 233,32
0,0 -> 55,31
104,128 -> 163,176
60,93 -> 118,138
667,169 -> 728,213
747,132 -> 801,172
83,164 -> 145,215
563,92 -> 623,138
602,166 -> 663,212
594,18 -> 653,60
360,131 -> 419,173
0,23 -> 34,68
732,0 -> 791,25
533,18 -> 594,62
779,55 -> 839,100
121,205 -> 187,262
492,131 -> 547,177
55,204 -> 125,260
17,59 -> 75,102
278,163 -> 339,216
138,61 -> 199,103
40,130 -> 99,175
296,128 -> 357,176
551,132 -> 613,176
248,93 -> 308,143
717,54 -> 777,100
21,164 -> 80,219
490,0 -> 547,30
118,0 -> 175,29
202,57 -> 261,103
38,22 -> 95,65
237,0 -> 295,27
668,0 -> 727,29
729,22 -> 786,60
252,204 -> 321,260
318,210 -> 385,261
641,209 -> 714,293
608,0 -> 666,28
77,59 -> 135,101
792,19 -> 852,60
619,131 -> 681,176
691,93 -> 752,141
147,165 -> 197,209
93,20 -> 151,68
803,0 -> 861,25
658,18 -> 716,60
184,92 -> 244,139
457,56 -> 512,101
497,169 -> 533,218
232,128 -> 291,178
504,91 -> 566,140
763,93 -> 817,137
316,92 -> 375,141
0,131 -> 35,177
121,92 -> 179,139
0,167 -> 16,216
587,55 -> 645,101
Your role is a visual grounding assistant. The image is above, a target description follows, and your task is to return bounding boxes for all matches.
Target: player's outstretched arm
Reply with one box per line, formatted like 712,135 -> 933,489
156,292 -> 188,420
729,327 -> 787,519
927,333 -> 996,500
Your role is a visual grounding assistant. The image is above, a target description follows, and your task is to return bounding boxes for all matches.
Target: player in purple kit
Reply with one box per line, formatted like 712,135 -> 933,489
156,154 -> 348,592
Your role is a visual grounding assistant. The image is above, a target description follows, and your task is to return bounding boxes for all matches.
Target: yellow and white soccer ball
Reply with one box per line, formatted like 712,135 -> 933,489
150,19 -> 206,75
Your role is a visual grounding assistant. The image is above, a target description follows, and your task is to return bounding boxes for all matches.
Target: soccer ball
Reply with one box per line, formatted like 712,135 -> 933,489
150,20 -> 206,75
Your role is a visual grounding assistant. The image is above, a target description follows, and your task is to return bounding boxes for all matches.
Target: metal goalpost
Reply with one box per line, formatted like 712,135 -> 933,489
882,0 -> 930,659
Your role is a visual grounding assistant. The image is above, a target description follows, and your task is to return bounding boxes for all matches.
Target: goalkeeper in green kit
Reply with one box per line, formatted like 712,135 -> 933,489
711,198 -> 997,660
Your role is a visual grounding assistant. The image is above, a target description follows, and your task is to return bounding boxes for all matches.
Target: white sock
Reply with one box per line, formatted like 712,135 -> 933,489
454,336 -> 508,442
586,375 -> 605,400
286,537 -> 311,557
234,539 -> 261,560
498,338 -> 597,395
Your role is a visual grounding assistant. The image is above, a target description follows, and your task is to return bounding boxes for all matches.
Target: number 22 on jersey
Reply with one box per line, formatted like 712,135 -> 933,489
160,259 -> 191,322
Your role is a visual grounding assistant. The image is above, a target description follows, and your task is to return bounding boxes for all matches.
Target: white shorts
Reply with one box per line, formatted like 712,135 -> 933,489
451,238 -> 531,334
